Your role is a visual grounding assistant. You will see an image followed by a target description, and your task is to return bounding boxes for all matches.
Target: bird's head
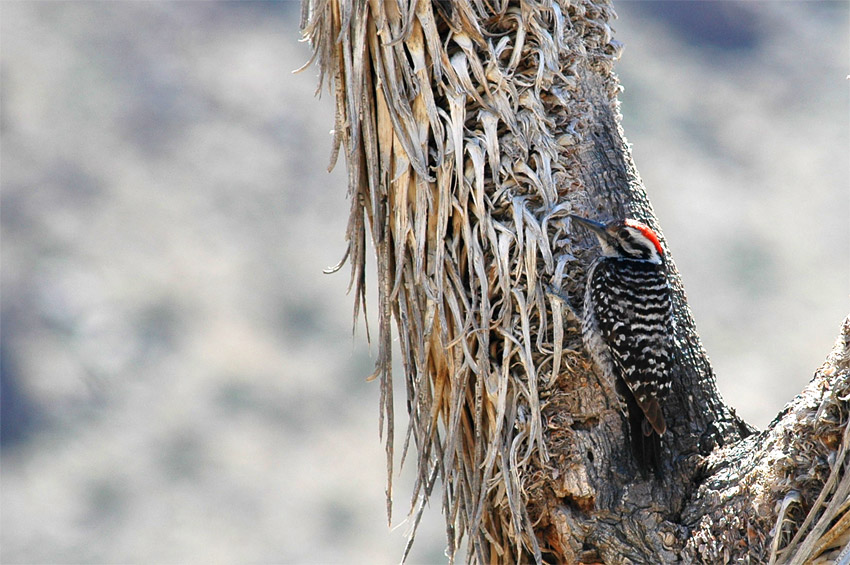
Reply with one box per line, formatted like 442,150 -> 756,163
570,215 -> 665,264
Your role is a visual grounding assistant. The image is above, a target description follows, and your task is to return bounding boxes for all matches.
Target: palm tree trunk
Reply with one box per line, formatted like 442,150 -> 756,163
300,0 -> 850,562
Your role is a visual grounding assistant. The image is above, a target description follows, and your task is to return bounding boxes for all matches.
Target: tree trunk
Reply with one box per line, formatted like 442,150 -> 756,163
299,0 -> 850,562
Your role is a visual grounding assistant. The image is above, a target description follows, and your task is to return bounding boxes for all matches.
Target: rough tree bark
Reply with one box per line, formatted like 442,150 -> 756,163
299,0 -> 850,563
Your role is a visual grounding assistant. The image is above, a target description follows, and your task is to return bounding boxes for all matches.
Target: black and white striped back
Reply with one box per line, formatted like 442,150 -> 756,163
583,256 -> 674,473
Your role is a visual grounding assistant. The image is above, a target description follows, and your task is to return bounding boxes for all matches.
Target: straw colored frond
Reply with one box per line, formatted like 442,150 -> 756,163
301,0 -> 623,561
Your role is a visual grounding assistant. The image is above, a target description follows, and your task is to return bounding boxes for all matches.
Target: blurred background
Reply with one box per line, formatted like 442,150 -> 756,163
1,1 -> 847,563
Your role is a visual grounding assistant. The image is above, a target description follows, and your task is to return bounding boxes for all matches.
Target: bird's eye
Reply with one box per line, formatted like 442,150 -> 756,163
617,228 -> 630,239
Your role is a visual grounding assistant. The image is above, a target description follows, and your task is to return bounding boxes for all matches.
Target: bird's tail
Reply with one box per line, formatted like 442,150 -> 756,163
618,378 -> 662,478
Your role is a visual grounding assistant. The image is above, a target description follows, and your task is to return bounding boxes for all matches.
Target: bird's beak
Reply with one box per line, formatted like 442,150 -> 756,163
569,215 -> 618,251
569,215 -> 610,240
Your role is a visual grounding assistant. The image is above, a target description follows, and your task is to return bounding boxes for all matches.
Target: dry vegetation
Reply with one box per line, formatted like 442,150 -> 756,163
300,0 -> 850,561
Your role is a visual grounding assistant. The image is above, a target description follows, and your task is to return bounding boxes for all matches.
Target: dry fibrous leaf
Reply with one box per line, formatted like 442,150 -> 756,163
300,0 -> 624,560
300,0 -> 848,562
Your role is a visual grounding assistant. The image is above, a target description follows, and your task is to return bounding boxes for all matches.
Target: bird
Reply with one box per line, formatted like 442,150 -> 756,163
569,214 -> 675,476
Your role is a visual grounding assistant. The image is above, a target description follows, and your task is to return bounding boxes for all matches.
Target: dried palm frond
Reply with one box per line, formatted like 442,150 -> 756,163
299,1 -> 850,563
301,0 -> 642,561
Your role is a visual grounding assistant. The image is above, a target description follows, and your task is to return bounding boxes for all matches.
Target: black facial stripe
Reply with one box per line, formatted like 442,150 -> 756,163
615,228 -> 657,260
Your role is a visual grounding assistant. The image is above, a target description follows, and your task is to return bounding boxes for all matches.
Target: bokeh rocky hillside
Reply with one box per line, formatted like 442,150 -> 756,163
2,2 -> 847,563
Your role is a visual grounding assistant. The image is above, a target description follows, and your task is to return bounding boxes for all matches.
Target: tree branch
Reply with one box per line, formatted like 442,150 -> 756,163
683,316 -> 850,564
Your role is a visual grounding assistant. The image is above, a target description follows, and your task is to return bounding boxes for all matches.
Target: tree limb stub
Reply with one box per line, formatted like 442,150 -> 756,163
300,0 -> 848,561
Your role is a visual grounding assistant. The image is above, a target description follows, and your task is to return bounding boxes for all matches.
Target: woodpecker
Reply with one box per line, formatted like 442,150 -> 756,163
570,215 -> 674,475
